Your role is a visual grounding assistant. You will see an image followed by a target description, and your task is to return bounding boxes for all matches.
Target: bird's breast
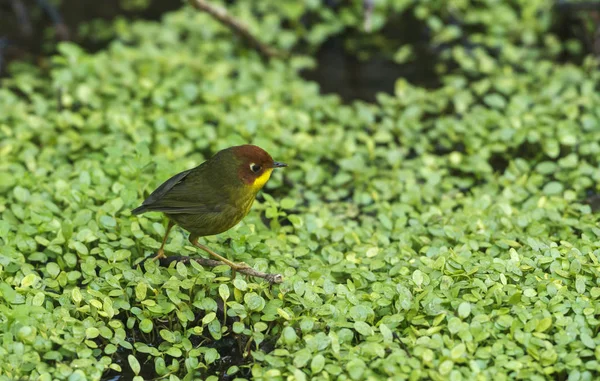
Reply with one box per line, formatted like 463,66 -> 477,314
234,189 -> 257,217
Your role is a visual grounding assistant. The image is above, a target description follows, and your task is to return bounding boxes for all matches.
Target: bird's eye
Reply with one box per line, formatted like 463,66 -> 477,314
250,163 -> 262,173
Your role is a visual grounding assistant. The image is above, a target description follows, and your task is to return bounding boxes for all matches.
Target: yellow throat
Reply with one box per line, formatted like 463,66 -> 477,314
251,168 -> 273,190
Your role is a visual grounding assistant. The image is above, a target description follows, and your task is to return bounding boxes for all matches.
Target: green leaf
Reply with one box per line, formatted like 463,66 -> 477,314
71,287 -> 83,304
20,274 -> 38,288
233,278 -> 248,291
581,333 -> 595,349
73,242 -> 89,255
354,321 -> 373,336
100,215 -> 117,229
135,283 -> 147,301
128,355 -> 141,375
575,276 -> 586,294
176,262 -> 188,277
86,327 -> 100,339
160,329 -> 176,343
202,312 -> 216,325
282,326 -> 297,345
380,324 -> 393,344
543,181 -> 563,195
205,348 -> 219,364
280,198 -> 297,209
166,347 -> 182,357
244,293 -> 266,311
412,270 -> 424,287
293,349 -> 312,368
232,322 -> 244,334
46,263 -> 60,278
439,359 -> 453,375
483,94 -> 506,109
458,302 -> 471,318
14,186 -> 31,203
139,319 -> 153,333
219,284 -> 230,301
311,354 -> 325,373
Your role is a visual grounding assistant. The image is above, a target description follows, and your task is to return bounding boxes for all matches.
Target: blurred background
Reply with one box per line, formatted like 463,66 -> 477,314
2,0 -> 599,102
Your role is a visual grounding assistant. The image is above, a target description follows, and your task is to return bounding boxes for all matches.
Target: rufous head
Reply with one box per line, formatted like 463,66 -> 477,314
229,145 -> 286,189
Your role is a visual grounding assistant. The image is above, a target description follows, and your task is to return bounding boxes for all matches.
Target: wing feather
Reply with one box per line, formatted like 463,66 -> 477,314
132,165 -> 222,215
142,169 -> 193,206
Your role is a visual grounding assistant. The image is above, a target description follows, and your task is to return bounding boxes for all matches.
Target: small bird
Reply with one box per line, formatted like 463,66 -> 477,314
132,145 -> 287,271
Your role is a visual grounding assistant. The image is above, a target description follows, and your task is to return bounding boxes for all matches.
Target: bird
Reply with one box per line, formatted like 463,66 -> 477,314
132,145 -> 287,271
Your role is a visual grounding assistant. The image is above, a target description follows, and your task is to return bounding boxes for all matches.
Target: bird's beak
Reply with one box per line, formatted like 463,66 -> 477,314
273,162 -> 287,168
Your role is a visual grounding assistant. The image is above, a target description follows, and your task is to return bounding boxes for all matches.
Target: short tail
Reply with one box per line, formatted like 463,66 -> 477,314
131,205 -> 148,215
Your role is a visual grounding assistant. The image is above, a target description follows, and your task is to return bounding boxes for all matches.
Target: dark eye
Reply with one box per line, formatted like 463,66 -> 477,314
250,163 -> 262,173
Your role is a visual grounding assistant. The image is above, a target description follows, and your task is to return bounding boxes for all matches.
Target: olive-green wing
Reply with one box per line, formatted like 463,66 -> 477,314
132,166 -> 221,215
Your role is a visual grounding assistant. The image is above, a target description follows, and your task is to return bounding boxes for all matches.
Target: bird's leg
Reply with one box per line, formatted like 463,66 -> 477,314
153,220 -> 174,260
189,235 -> 251,273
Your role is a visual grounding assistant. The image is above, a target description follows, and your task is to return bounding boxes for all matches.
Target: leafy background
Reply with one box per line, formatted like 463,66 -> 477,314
1,0 -> 600,380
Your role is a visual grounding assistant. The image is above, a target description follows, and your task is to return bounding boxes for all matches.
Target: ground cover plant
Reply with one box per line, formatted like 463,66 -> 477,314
1,1 -> 600,380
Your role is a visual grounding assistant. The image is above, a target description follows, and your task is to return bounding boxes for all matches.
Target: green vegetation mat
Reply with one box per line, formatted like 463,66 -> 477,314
1,1 -> 600,380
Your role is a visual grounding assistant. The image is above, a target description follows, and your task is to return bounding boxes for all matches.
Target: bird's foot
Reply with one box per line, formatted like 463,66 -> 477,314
231,261 -> 251,271
228,261 -> 251,279
152,249 -> 166,261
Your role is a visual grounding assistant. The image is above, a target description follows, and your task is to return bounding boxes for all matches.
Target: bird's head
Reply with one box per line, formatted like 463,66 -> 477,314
229,145 -> 286,190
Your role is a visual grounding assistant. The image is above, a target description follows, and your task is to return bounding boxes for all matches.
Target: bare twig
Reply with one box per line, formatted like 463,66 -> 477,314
57,87 -> 64,111
11,0 -> 33,37
36,0 -> 70,40
188,0 -> 281,59
0,38 -> 7,75
363,0 -> 374,32
158,255 -> 284,284
592,12 -> 600,57
556,1 -> 600,12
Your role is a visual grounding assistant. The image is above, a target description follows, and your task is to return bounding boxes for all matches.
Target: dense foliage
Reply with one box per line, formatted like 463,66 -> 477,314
1,1 -> 600,380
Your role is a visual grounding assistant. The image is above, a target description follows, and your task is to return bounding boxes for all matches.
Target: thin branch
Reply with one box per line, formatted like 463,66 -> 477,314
556,1 -> 600,12
11,0 -> 33,37
158,255 -> 284,284
0,38 -> 7,75
364,0 -> 374,32
188,0 -> 281,59
36,0 -> 70,40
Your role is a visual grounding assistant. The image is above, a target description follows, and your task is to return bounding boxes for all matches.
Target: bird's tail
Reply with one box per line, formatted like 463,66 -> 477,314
131,205 -> 148,215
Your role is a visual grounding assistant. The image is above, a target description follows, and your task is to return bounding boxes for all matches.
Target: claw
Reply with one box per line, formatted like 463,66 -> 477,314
230,261 -> 251,279
152,249 -> 166,261
232,261 -> 251,271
